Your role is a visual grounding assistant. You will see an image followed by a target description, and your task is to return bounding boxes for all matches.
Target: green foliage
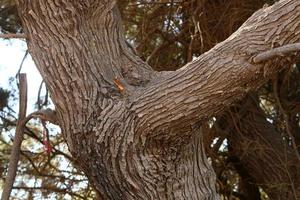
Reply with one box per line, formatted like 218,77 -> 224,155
0,88 -> 9,111
0,0 -> 21,33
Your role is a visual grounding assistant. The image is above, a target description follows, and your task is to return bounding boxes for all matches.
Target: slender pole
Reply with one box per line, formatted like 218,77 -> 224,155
1,74 -> 27,200
0,34 -> 26,39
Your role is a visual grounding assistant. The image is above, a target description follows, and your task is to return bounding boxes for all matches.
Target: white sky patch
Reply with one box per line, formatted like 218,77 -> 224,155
0,39 -> 71,200
0,39 -> 43,113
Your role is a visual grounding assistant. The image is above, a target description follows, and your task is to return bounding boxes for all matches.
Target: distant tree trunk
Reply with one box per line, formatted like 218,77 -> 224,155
15,0 -> 300,199
219,95 -> 300,199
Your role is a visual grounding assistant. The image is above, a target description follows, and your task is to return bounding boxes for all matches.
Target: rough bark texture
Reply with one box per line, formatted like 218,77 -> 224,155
15,0 -> 300,199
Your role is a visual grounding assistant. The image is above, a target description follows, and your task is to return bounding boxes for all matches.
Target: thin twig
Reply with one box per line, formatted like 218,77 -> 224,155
1,74 -> 27,200
12,186 -> 86,199
273,76 -> 300,163
272,76 -> 299,200
16,50 -> 29,80
253,43 -> 300,63
36,81 -> 50,110
0,33 -> 27,39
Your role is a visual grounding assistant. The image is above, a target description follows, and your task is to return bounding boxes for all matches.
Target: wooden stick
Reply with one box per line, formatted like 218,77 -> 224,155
253,43 -> 300,63
24,109 -> 57,125
0,33 -> 26,39
1,74 -> 27,200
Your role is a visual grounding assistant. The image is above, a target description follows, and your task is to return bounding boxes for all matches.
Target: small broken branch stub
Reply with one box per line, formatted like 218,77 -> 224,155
252,43 -> 300,63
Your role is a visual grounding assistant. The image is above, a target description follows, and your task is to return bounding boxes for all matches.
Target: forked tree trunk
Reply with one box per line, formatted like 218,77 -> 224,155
15,0 -> 300,199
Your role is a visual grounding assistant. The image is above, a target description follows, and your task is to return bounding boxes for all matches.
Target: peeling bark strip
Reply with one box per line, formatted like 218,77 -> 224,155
15,0 -> 300,199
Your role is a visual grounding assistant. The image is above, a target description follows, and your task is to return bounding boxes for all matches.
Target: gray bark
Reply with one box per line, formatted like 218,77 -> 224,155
15,0 -> 300,199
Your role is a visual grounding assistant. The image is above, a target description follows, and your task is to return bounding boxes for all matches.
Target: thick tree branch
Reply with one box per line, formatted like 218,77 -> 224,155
130,0 -> 300,139
1,74 -> 27,200
16,1 -> 300,140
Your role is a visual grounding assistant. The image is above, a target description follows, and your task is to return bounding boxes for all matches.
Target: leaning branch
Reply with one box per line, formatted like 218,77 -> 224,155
252,43 -> 300,63
131,0 -> 300,138
1,74 -> 27,200
0,33 -> 26,39
24,109 -> 58,125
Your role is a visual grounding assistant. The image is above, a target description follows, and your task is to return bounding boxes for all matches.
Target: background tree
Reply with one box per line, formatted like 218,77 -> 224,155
0,0 -> 299,199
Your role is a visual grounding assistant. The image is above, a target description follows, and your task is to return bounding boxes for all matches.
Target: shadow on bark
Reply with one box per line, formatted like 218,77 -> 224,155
205,87 -> 300,199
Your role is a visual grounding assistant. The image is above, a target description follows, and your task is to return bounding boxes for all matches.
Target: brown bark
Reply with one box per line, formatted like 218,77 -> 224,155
15,0 -> 300,199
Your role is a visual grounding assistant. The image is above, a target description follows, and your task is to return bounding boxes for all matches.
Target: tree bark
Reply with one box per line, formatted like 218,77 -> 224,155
15,0 -> 300,199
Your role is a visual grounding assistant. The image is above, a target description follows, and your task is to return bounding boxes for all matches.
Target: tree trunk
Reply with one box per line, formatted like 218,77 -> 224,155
222,95 -> 300,199
15,0 -> 300,199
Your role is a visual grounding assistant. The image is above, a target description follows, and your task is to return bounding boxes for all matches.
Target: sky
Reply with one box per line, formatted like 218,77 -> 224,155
0,38 -> 43,113
0,39 -> 74,199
